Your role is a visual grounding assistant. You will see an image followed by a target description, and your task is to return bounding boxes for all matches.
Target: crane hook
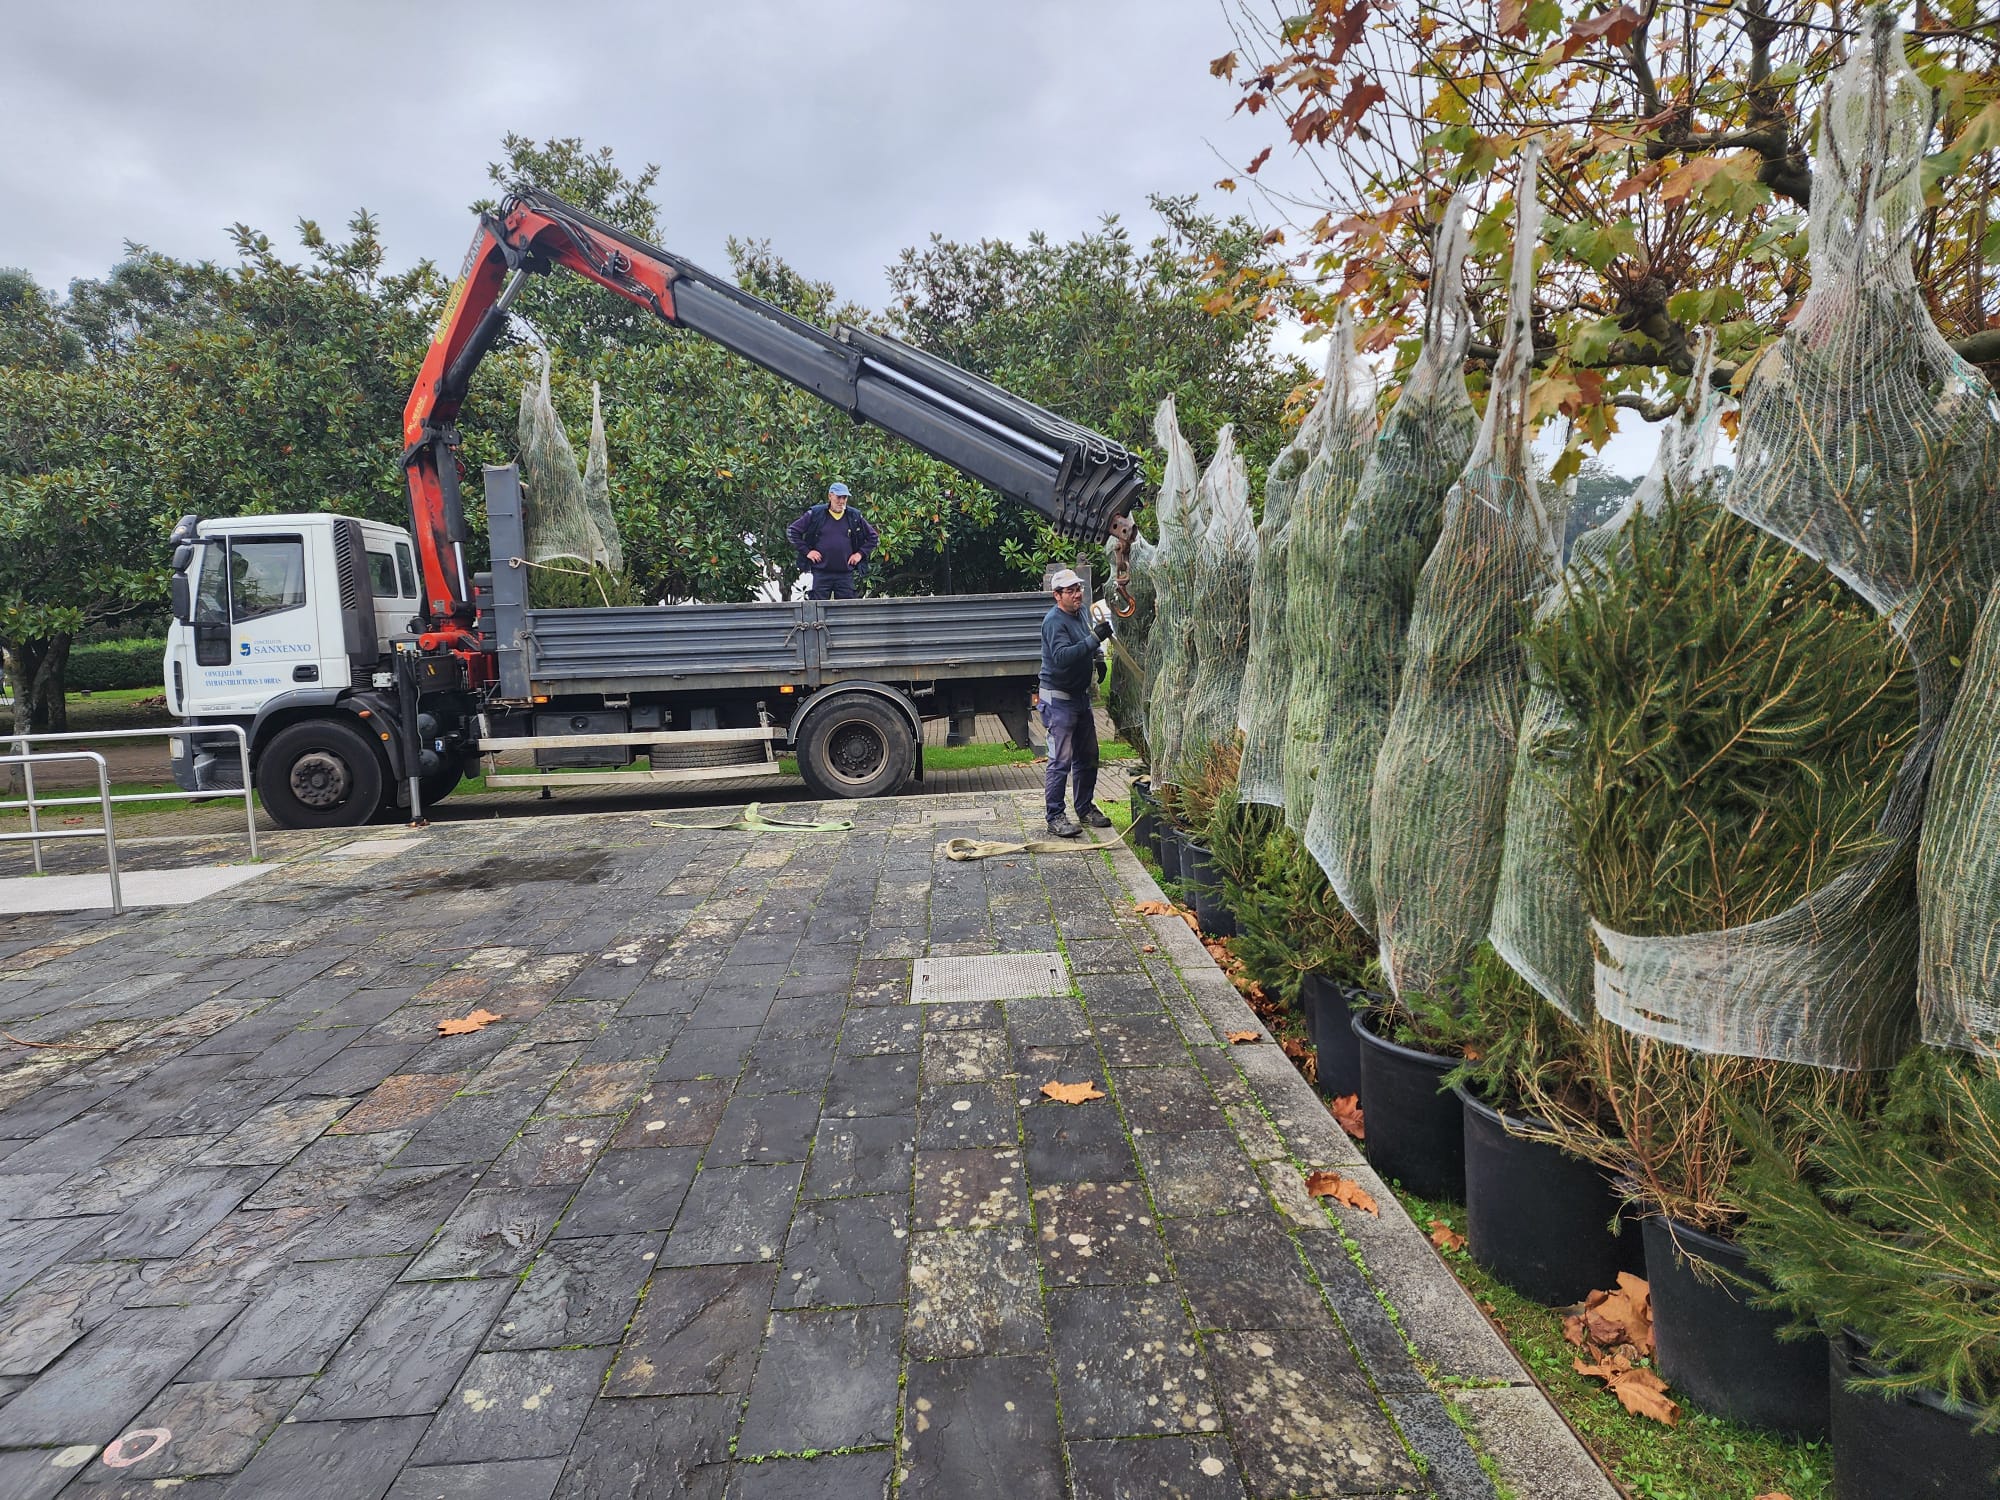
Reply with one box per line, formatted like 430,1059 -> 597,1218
1107,514 -> 1140,618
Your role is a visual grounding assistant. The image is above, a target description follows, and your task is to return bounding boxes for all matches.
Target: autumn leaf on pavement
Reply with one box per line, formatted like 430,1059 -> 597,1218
1135,901 -> 1176,916
1226,1030 -> 1261,1045
1304,1170 -> 1379,1216
437,1008 -> 503,1036
1329,1093 -> 1365,1141
1041,1079 -> 1105,1105
1428,1220 -> 1467,1253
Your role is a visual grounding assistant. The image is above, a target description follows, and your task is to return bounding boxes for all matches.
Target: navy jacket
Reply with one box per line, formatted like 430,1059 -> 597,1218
787,503 -> 878,577
1040,603 -> 1099,700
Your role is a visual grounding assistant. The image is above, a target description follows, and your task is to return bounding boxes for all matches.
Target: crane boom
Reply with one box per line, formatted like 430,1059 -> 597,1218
401,189 -> 1146,650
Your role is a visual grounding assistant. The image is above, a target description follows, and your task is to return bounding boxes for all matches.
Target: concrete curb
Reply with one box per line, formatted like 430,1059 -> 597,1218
1103,831 -> 1621,1500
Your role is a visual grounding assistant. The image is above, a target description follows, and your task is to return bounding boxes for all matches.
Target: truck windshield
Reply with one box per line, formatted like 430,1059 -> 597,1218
194,537 -> 308,623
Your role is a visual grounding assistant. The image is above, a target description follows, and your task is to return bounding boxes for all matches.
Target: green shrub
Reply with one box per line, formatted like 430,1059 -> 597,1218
67,638 -> 167,693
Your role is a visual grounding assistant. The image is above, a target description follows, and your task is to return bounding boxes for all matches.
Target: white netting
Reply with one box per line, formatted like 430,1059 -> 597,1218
1298,199 -> 1478,918
519,357 -> 623,570
1920,578 -> 2000,1053
1489,336 -> 1727,1021
1589,14 -> 2000,1067
1236,384 -> 1331,806
1280,308 -> 1380,831
1368,148 -> 1562,999
582,383 -> 623,574
1169,427 -> 1257,786
1105,530 -> 1157,751
1145,396 -> 1207,787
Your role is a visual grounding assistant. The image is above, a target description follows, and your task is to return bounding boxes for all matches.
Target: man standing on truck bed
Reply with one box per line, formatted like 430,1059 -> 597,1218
1040,568 -> 1115,838
788,482 -> 878,600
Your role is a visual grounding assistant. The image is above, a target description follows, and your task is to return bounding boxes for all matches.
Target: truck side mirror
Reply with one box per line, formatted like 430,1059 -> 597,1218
171,571 -> 193,625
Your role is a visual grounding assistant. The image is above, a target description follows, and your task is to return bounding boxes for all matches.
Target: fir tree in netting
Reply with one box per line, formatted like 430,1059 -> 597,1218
1104,530 -> 1157,755
1174,427 -> 1256,783
1918,577 -> 2000,1053
1367,150 -> 1561,999
1236,379 -> 1330,807
1279,307 -> 1377,833
1586,9 -> 2000,1068
1144,396 -> 1206,788
1488,334 -> 1726,1021
1297,198 -> 1478,931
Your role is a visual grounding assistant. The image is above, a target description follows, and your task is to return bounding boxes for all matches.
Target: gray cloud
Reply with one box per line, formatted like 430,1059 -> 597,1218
2,0 -> 1291,306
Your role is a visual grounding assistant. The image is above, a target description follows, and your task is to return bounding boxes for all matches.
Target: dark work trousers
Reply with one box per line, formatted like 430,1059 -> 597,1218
1040,695 -> 1099,823
808,572 -> 857,600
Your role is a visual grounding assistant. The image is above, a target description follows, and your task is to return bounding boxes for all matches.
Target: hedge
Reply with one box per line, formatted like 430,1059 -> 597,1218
67,638 -> 168,694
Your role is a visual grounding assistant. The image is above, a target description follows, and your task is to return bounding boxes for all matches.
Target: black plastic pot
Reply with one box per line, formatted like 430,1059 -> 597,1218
1353,1008 -> 1464,1202
1129,780 -> 1161,860
1158,826 -> 1184,882
1641,1215 -> 1830,1439
1298,973 -> 1363,1098
1830,1334 -> 2000,1499
1192,881 -> 1236,938
1181,840 -> 1217,894
1457,1087 -> 1631,1306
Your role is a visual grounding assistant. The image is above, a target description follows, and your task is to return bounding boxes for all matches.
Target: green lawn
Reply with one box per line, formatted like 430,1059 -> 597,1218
1403,1193 -> 1833,1500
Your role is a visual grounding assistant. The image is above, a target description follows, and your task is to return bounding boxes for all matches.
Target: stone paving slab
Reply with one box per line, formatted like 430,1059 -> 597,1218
0,785 -> 1610,1499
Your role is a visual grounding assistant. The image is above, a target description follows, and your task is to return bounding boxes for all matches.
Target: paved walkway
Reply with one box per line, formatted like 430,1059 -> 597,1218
0,789 -> 1609,1499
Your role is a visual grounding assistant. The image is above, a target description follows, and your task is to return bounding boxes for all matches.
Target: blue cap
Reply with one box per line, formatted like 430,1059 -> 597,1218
828,482 -> 850,497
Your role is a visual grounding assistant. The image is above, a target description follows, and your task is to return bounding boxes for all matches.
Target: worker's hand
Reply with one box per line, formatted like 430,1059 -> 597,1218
848,552 -> 863,567
1093,616 -> 1114,642
807,550 -> 822,563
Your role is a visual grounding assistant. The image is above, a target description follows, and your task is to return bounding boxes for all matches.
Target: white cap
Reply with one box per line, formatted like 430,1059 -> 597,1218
1050,568 -> 1085,590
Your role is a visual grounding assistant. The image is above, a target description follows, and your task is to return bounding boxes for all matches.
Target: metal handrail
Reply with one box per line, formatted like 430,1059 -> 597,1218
0,751 -> 121,913
2,724 -> 258,866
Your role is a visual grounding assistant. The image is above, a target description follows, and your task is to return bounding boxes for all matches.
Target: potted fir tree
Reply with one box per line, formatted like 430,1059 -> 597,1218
1736,1050 -> 2000,1498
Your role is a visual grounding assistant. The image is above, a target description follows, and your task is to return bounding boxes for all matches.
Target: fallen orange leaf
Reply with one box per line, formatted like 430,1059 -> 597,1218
1041,1079 -> 1105,1105
1304,1170 -> 1379,1215
1428,1220 -> 1467,1253
1140,944 -> 1157,954
1755,1494 -> 1795,1500
1226,1030 -> 1261,1045
1135,900 -> 1176,916
1329,1094 -> 1365,1141
437,1009 -> 503,1036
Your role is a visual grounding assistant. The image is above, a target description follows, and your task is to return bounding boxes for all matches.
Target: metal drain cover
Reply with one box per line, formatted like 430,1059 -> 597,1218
912,952 -> 1069,1004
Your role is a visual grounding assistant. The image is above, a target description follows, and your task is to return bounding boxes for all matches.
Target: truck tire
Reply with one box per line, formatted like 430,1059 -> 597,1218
796,694 -> 916,800
256,717 -> 386,830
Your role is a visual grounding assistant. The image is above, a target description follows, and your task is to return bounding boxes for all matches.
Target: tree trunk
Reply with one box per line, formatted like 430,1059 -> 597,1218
6,637 -> 71,734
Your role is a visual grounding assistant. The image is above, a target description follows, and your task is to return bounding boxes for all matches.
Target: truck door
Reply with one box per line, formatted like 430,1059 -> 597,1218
179,533 -> 325,715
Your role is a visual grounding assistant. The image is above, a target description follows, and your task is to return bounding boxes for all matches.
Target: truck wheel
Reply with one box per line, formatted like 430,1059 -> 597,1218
256,718 -> 386,830
796,695 -> 915,800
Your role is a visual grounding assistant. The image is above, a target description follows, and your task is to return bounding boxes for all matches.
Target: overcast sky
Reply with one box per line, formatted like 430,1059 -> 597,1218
2,0 -> 1660,474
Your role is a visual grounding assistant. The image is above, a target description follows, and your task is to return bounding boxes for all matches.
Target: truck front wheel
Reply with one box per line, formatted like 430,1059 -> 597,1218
256,717 -> 386,830
796,695 -> 916,800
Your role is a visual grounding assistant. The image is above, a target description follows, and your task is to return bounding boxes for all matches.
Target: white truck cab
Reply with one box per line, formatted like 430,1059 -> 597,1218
165,514 -> 420,720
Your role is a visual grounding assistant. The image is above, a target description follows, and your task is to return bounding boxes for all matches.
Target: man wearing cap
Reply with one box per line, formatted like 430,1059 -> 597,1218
1039,568 -> 1115,838
787,483 -> 878,600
